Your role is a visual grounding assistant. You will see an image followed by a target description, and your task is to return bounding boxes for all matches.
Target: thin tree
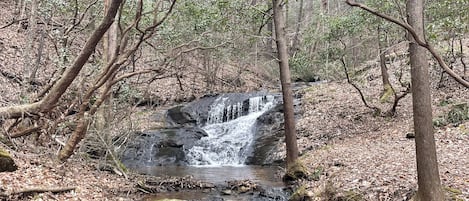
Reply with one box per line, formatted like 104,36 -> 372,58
272,0 -> 299,167
407,0 -> 444,200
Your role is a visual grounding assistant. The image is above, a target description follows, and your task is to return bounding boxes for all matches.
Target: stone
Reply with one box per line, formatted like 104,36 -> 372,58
405,132 -> 415,139
0,148 -> 17,172
121,127 -> 208,166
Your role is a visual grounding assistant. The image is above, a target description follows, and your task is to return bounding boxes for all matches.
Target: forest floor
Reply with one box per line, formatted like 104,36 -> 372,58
1,80 -> 468,201
296,80 -> 469,201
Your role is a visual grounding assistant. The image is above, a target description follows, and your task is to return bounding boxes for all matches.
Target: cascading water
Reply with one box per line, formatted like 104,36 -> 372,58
186,95 -> 276,166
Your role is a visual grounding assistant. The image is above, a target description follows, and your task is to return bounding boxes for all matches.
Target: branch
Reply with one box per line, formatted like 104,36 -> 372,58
341,56 -> 381,114
13,187 -> 76,195
345,0 -> 469,88
0,18 -> 27,29
9,126 -> 42,138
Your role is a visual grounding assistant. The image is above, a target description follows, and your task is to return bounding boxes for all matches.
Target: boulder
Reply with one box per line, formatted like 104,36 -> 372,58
121,127 -> 208,166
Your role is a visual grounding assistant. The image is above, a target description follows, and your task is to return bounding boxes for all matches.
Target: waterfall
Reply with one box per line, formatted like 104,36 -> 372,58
186,95 -> 275,166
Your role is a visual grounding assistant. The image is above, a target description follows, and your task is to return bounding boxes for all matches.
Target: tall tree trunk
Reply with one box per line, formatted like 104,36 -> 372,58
273,0 -> 299,167
407,0 -> 444,200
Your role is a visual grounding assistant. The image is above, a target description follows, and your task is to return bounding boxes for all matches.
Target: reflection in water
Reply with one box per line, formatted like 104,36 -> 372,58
132,165 -> 284,187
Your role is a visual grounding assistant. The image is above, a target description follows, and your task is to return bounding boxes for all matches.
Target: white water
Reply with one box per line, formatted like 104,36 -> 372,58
186,95 -> 275,166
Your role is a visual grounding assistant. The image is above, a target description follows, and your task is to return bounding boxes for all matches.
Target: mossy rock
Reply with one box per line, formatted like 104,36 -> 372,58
0,148 -> 17,172
283,160 -> 310,183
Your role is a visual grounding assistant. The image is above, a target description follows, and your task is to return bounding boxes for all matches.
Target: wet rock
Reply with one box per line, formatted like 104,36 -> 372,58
166,105 -> 197,127
246,103 -> 285,165
121,128 -> 208,166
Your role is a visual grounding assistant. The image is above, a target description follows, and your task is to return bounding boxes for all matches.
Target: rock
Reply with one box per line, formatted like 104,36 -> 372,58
0,148 -> 17,172
245,103 -> 285,165
166,105 -> 197,127
121,127 -> 208,166
221,189 -> 233,195
405,132 -> 415,139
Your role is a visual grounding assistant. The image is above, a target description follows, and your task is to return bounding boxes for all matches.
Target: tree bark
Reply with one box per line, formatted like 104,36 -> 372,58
407,0 -> 444,200
273,0 -> 299,167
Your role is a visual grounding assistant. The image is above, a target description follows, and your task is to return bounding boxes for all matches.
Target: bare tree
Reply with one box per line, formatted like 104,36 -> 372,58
273,0 -> 299,167
407,1 -> 444,200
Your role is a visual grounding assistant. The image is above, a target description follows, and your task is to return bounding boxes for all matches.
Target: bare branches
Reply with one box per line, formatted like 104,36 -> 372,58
345,0 -> 469,88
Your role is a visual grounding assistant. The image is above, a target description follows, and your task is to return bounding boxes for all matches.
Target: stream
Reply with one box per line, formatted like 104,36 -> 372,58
124,93 -> 290,200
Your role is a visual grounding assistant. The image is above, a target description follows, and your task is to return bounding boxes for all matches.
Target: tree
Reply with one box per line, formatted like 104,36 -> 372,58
345,0 -> 447,199
272,0 -> 299,167
407,1 -> 444,200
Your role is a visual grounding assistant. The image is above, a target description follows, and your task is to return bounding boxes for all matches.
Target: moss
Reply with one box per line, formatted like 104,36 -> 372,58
342,190 -> 365,201
289,185 -> 313,201
445,187 -> 462,195
445,187 -> 464,201
459,124 -> 468,135
319,181 -> 364,201
447,103 -> 469,125
0,147 -> 17,172
310,166 -> 324,181
283,159 -> 310,183
433,116 -> 447,127
0,147 -> 12,158
379,84 -> 394,103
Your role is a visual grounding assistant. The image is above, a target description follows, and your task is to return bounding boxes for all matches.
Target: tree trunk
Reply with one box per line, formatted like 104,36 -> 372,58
378,26 -> 391,91
406,0 -> 444,200
266,11 -> 275,58
97,0 -> 119,132
291,0 -> 304,56
273,0 -> 299,167
24,0 -> 38,87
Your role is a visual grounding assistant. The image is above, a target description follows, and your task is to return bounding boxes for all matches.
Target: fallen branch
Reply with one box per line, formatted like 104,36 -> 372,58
13,186 -> 76,195
0,18 -> 27,29
9,126 -> 42,138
